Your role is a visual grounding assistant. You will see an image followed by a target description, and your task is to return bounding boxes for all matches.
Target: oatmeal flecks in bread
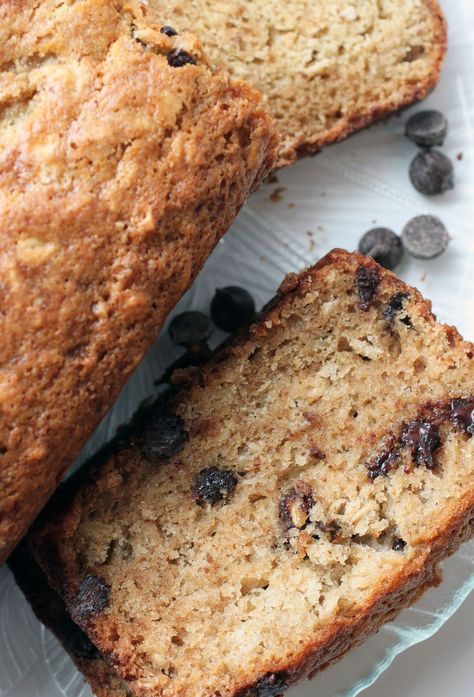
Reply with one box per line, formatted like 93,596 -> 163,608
149,0 -> 446,166
0,0 -> 277,564
31,250 -> 474,697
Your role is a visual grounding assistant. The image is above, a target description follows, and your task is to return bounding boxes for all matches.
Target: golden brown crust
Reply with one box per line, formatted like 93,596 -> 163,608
0,0 -> 277,564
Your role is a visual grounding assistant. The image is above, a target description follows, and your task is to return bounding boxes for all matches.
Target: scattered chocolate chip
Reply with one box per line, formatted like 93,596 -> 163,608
139,408 -> 188,462
194,466 -> 237,505
403,421 -> 441,470
210,286 -> 256,333
358,228 -> 403,270
279,488 -> 314,530
366,449 -> 400,480
160,25 -> 178,36
238,673 -> 288,697
168,311 -> 212,347
449,399 -> 474,437
402,215 -> 450,259
392,537 -> 407,552
409,150 -> 454,195
70,575 -> 109,619
167,49 -> 197,68
384,293 -> 412,327
405,110 -> 448,148
356,265 -> 380,311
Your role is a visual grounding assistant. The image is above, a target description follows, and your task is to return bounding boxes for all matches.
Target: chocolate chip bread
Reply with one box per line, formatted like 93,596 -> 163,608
0,0 -> 276,564
149,0 -> 446,166
30,250 -> 474,697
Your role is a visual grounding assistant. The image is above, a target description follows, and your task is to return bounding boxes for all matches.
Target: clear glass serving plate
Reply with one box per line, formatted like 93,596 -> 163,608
1,1 -> 473,696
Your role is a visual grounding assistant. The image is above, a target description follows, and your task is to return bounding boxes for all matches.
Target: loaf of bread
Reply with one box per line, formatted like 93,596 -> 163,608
149,0 -> 447,166
29,250 -> 474,697
0,0 -> 276,564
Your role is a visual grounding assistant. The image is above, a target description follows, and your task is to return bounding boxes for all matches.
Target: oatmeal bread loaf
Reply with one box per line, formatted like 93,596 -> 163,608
0,0 -> 276,564
31,250 -> 474,697
149,0 -> 446,166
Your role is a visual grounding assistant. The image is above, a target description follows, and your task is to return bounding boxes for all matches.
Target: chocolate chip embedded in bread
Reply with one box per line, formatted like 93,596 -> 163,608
356,265 -> 380,311
403,421 -> 441,470
237,672 -> 288,697
449,398 -> 474,437
384,293 -> 412,326
167,49 -> 197,67
194,466 -> 237,505
70,575 -> 110,619
392,537 -> 407,552
139,409 -> 189,462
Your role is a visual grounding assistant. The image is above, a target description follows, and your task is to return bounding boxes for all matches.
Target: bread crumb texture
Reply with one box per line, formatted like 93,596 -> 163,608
33,251 -> 474,697
0,0 -> 276,564
149,0 -> 446,166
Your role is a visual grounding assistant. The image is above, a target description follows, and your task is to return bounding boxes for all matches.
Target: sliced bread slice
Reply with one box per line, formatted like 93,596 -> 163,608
148,0 -> 447,166
31,250 -> 474,697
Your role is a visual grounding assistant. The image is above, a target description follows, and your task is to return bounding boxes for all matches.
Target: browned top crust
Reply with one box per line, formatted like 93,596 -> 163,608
0,0 -> 277,564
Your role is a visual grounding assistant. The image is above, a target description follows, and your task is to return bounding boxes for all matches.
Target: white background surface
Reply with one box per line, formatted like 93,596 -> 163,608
1,1 -> 473,696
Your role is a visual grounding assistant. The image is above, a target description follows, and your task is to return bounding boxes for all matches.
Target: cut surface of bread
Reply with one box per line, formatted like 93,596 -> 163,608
0,0 -> 276,564
149,0 -> 446,166
32,250 -> 474,697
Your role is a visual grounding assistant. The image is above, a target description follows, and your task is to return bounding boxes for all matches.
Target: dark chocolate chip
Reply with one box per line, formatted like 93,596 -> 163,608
384,293 -> 412,327
167,48 -> 197,67
194,466 -> 237,505
356,265 -> 380,311
160,25 -> 178,36
358,228 -> 404,270
70,575 -> 109,619
403,421 -> 441,470
168,311 -> 212,347
405,110 -> 448,148
237,673 -> 288,697
409,150 -> 454,195
366,449 -> 400,480
279,488 -> 314,530
210,286 -> 256,333
139,408 -> 189,462
449,399 -> 474,437
402,215 -> 450,259
392,537 -> 407,552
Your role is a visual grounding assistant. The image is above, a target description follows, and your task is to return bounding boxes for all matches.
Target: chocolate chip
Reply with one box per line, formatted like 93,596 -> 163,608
384,293 -> 412,327
279,488 -> 314,530
70,575 -> 109,619
210,286 -> 256,333
160,25 -> 178,36
168,311 -> 212,347
405,110 -> 448,148
237,673 -> 288,697
139,408 -> 188,462
402,215 -> 450,259
409,150 -> 454,195
449,399 -> 474,437
403,421 -> 441,470
356,265 -> 380,311
167,49 -> 197,67
366,449 -> 400,480
194,466 -> 237,505
358,228 -> 404,270
392,537 -> 407,552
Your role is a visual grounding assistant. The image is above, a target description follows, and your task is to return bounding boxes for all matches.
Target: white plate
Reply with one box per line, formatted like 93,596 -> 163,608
1,1 -> 474,696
